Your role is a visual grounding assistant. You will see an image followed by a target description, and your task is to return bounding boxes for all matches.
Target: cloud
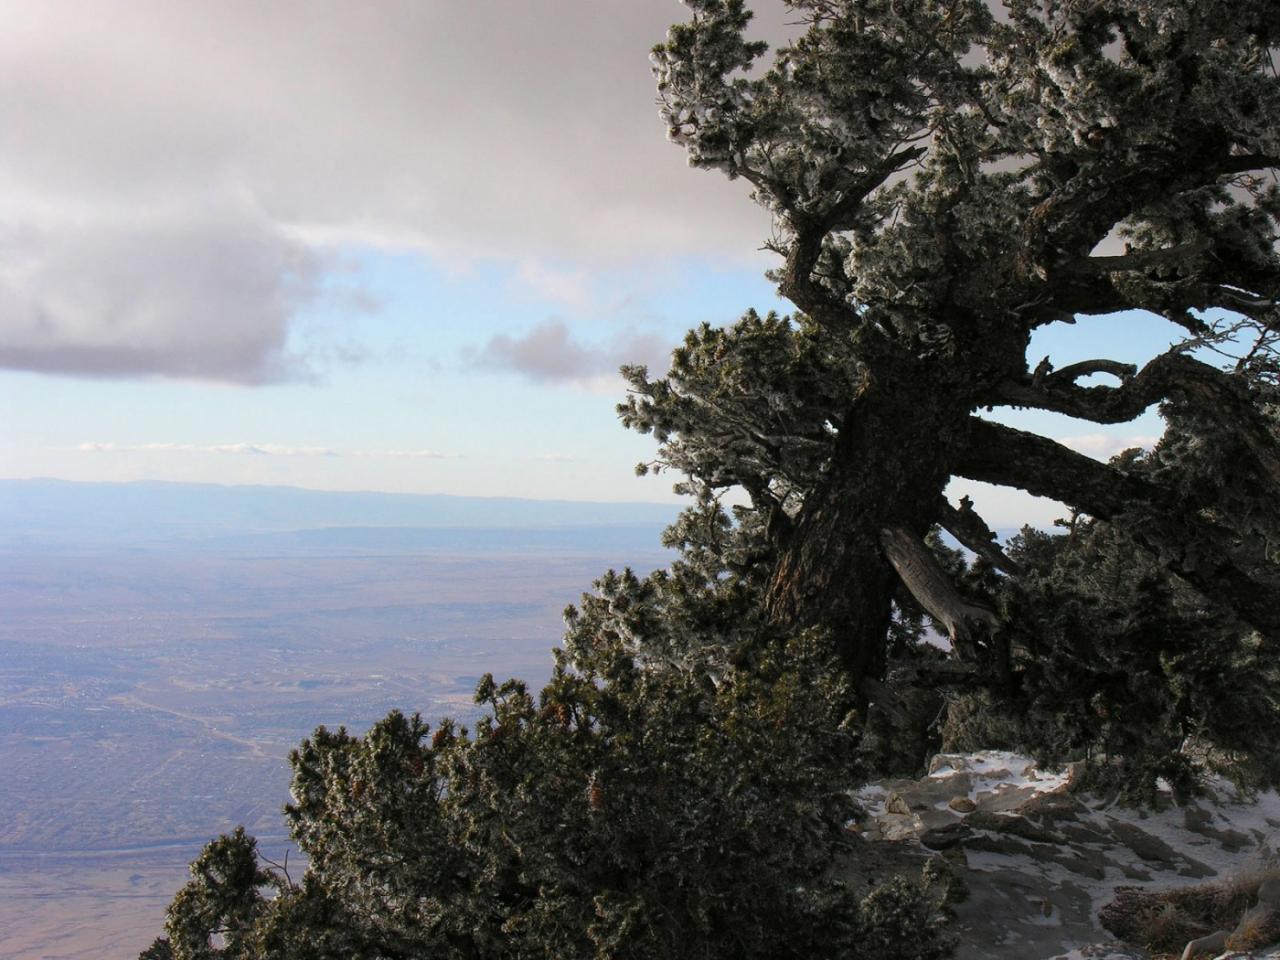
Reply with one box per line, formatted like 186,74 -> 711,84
0,1 -> 784,382
471,319 -> 670,389
1056,433 -> 1160,460
513,260 -> 593,312
352,449 -> 460,460
79,442 -> 339,456
0,209 -> 323,383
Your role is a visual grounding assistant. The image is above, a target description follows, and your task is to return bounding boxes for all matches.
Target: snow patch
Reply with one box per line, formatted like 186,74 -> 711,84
854,753 -> 1280,960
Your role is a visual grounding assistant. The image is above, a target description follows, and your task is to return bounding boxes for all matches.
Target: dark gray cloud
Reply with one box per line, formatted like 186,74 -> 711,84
473,319 -> 670,388
0,1 -> 783,382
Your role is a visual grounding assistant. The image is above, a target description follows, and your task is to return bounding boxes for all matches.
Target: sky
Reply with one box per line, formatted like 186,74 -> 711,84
0,0 -> 1174,527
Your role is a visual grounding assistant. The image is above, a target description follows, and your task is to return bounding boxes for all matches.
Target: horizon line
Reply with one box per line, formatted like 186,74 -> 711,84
0,474 -> 685,508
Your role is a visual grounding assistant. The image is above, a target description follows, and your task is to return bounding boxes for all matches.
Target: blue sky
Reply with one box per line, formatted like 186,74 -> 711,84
1,253 -> 787,502
0,1 -> 1177,527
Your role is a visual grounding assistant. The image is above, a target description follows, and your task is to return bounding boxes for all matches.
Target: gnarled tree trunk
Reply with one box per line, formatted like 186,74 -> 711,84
765,369 -> 962,686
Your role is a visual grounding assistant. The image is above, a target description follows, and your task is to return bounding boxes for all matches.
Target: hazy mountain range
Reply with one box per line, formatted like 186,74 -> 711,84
0,479 -> 681,554
1,478 -> 681,958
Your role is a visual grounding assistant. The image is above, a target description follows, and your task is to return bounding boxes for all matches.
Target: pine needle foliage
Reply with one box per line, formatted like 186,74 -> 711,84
143,613 -> 953,959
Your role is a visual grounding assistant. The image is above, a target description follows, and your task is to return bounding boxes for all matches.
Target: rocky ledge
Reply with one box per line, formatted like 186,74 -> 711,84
850,752 -> 1280,960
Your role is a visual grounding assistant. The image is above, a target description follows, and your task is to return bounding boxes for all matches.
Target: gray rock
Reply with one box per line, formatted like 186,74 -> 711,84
963,832 -> 1035,859
1183,805 -> 1253,852
974,783 -> 1045,813
1107,819 -> 1180,863
1058,821 -> 1117,846
885,792 -> 912,816
928,753 -> 971,775
877,812 -> 923,842
1105,818 -> 1216,876
1176,858 -> 1217,880
858,755 -> 1279,959
1048,945 -> 1149,960
949,858 -> 1100,960
965,810 -> 1066,845
920,822 -> 972,850
1044,847 -> 1108,881
986,834 -> 1109,880
1116,862 -> 1154,882
1021,791 -> 1089,824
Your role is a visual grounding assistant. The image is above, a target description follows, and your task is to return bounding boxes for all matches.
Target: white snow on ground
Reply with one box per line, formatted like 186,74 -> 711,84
854,752 -> 1280,960
855,750 -> 1073,818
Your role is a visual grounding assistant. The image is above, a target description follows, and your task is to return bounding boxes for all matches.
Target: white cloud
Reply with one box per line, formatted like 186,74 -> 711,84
352,449 -> 461,460
469,319 -> 671,392
514,261 -> 594,312
79,442 -> 339,456
0,208 -> 323,383
0,1 -> 783,382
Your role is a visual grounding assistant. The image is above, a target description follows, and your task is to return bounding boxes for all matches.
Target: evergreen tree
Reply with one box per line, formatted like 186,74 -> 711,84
635,0 -> 1280,734
143,619 -> 955,959
145,1 -> 1280,954
970,389 -> 1280,800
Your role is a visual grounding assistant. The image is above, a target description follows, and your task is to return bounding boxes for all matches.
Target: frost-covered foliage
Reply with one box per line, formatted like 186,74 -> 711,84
142,609 -> 955,960
636,0 -> 1280,794
145,0 -> 1280,953
653,0 -> 1280,340
622,309 -> 860,544
951,394 -> 1280,800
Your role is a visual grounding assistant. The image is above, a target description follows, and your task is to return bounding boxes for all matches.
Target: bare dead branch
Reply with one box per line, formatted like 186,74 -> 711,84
880,526 -> 998,659
1046,358 -> 1138,385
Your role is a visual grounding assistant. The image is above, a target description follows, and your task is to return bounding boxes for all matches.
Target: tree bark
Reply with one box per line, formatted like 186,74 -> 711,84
764,370 -> 960,685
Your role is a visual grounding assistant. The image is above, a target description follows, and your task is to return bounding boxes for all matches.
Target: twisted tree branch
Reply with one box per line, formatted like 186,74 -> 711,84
1058,238 -> 1212,278
777,146 -> 927,325
954,418 -> 1280,637
994,352 -> 1280,483
937,496 -> 1022,575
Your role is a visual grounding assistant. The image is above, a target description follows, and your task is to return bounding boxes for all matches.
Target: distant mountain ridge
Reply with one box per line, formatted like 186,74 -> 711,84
0,478 -> 680,551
